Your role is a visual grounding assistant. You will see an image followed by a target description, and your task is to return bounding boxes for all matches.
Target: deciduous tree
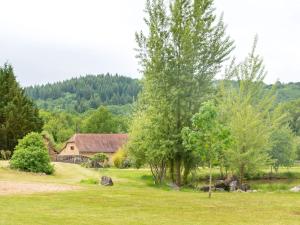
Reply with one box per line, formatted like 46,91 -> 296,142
130,0 -> 233,185
182,101 -> 231,197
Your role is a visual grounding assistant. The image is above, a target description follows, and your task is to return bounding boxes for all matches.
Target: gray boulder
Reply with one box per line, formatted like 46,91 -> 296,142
229,180 -> 238,192
215,180 -> 227,189
168,183 -> 180,191
199,185 -> 211,192
100,176 -> 113,186
240,183 -> 250,192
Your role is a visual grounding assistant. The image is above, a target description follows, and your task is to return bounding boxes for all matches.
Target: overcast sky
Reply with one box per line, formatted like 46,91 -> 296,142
0,0 -> 299,86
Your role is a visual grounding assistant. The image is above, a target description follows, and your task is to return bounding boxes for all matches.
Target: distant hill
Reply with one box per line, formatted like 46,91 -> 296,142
218,80 -> 300,103
270,82 -> 300,102
25,74 -> 141,113
26,75 -> 299,113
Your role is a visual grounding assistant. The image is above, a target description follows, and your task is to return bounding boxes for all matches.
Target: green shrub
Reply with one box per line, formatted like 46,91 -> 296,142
10,132 -> 54,174
90,153 -> 109,168
113,148 -> 131,168
81,153 -> 109,168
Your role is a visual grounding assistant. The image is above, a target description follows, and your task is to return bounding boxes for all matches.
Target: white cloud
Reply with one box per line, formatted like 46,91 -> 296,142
0,0 -> 298,86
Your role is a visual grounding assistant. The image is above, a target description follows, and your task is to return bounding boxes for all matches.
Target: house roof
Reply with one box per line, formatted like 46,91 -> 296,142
65,133 -> 128,153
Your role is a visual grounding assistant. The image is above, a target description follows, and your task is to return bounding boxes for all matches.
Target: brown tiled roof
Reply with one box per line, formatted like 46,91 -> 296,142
66,133 -> 128,153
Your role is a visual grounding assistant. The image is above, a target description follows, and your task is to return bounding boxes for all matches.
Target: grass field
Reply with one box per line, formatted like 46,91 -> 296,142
0,161 -> 300,225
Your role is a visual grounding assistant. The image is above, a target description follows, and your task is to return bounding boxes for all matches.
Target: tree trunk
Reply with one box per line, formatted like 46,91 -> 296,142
270,165 -> 273,175
220,165 -> 224,179
239,165 -> 244,187
183,164 -> 190,185
170,159 -> 175,183
209,160 -> 212,198
175,157 -> 181,186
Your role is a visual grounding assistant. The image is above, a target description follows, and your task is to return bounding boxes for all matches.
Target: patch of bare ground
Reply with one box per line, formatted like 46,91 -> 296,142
0,181 -> 80,195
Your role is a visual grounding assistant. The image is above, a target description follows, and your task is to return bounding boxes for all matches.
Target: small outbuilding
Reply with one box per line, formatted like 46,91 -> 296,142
59,133 -> 128,163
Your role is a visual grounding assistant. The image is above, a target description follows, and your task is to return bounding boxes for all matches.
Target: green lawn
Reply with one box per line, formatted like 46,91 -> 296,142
0,162 -> 300,225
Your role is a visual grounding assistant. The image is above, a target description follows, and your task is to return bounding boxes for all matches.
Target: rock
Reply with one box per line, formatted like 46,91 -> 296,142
290,186 -> 300,192
168,183 -> 180,191
215,180 -> 227,189
229,180 -> 238,192
100,176 -> 113,186
240,183 -> 250,192
199,185 -> 211,192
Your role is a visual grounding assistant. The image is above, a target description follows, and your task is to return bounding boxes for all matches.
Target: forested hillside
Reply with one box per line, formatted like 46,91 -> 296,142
25,74 -> 141,113
25,74 -> 299,113
271,82 -> 300,102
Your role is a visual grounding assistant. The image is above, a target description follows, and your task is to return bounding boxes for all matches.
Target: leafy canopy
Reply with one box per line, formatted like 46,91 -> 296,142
10,132 -> 54,174
129,0 -> 234,185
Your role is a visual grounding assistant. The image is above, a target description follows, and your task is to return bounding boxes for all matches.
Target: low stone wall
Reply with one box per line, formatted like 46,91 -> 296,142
55,155 -> 90,164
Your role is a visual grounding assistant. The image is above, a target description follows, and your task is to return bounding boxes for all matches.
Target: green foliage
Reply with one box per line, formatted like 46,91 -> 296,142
272,82 -> 300,103
182,101 -> 231,194
83,153 -> 109,168
25,74 -> 141,113
218,39 -> 279,184
40,106 -> 129,150
130,0 -> 233,186
40,110 -> 79,144
0,64 -> 43,151
182,101 -> 231,166
294,136 -> 300,160
10,132 -> 54,174
270,127 -> 296,172
113,148 -> 131,168
91,153 -> 108,163
128,110 -> 170,184
277,99 -> 300,136
82,106 -> 128,133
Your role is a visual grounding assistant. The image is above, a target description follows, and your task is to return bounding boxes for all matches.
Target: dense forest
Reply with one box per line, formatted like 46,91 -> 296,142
25,75 -> 300,113
25,74 -> 141,113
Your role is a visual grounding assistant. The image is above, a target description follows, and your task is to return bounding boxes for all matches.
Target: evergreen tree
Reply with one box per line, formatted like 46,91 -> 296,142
25,74 -> 141,113
0,64 -> 43,152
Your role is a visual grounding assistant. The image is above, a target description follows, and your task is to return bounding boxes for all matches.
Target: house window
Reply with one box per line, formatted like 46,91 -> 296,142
70,146 -> 74,150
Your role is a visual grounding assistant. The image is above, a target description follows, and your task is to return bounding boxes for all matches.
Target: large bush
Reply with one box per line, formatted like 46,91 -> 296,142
82,153 -> 109,168
113,149 -> 131,168
10,132 -> 54,174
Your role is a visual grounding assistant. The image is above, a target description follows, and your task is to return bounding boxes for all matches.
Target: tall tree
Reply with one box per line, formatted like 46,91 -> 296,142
129,0 -> 233,185
218,39 -> 284,184
0,64 -> 43,152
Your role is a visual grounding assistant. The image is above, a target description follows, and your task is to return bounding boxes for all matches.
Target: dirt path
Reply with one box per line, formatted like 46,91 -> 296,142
0,181 -> 80,195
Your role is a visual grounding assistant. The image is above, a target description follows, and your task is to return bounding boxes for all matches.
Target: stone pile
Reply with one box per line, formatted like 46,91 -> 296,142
199,177 -> 251,192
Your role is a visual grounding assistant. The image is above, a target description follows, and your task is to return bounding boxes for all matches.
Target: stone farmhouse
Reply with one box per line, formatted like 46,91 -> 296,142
59,133 -> 128,163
